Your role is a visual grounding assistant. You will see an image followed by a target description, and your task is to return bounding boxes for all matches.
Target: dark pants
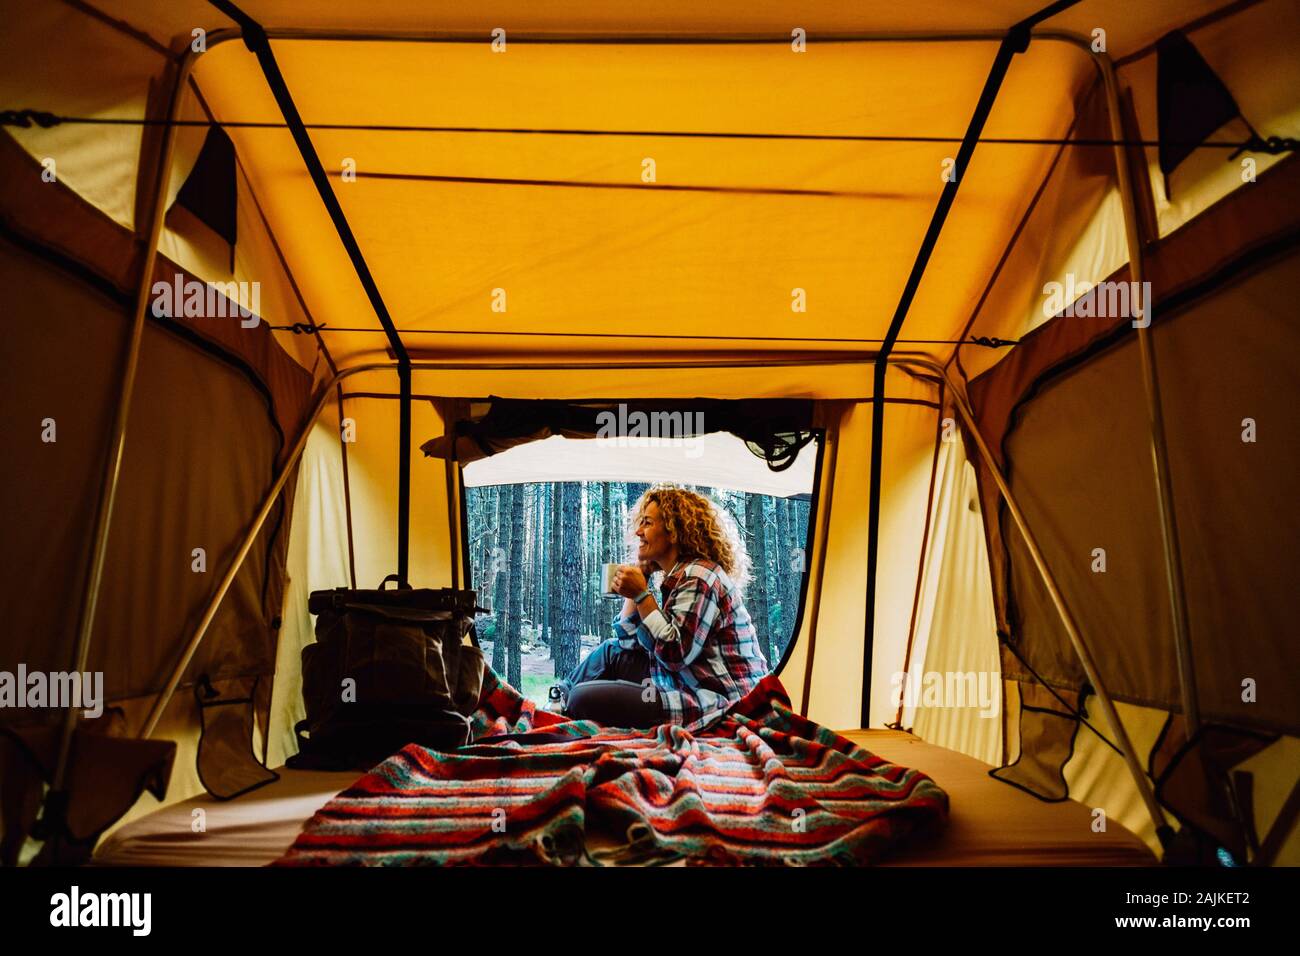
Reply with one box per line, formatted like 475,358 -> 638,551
561,639 -> 661,728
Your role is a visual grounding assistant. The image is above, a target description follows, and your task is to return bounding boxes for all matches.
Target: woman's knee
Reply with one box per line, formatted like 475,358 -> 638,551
566,680 -> 661,728
594,638 -> 633,667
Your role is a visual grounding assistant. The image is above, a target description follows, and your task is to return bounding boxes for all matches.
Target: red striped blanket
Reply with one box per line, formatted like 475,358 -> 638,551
274,670 -> 948,866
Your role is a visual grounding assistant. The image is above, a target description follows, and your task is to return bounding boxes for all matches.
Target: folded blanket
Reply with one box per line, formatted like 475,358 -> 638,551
273,670 -> 948,866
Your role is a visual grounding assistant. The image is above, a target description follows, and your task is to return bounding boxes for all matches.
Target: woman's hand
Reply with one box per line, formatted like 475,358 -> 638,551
612,564 -> 650,600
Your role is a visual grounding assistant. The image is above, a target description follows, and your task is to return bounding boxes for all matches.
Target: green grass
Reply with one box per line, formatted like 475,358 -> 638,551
520,672 -> 555,705
481,636 -> 605,705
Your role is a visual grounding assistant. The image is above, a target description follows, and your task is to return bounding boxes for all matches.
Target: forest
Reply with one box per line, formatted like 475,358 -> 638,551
465,482 -> 811,702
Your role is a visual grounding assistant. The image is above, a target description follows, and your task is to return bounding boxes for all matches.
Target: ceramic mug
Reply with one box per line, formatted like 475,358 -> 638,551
602,563 -> 620,594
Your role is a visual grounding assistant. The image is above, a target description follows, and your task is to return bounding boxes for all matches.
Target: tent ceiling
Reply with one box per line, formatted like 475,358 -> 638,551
92,1 -> 1236,60
191,35 -> 1092,369
9,1 -> 1254,379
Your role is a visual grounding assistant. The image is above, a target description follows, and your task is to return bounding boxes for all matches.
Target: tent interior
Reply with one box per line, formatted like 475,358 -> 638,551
1,0 -> 1297,867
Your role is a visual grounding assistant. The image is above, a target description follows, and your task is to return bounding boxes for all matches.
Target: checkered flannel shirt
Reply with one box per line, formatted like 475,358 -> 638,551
612,558 -> 770,732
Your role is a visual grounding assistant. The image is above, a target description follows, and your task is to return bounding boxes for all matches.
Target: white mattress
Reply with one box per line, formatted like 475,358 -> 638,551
93,730 -> 1156,866
94,769 -> 360,867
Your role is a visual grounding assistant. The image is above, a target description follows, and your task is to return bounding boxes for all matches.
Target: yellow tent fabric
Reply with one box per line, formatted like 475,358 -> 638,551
1,0 -> 1297,866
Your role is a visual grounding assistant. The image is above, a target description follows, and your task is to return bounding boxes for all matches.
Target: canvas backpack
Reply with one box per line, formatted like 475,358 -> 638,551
288,577 -> 486,771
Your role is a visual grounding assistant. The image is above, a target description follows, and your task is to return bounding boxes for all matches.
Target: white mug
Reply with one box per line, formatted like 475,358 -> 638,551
602,563 -> 620,595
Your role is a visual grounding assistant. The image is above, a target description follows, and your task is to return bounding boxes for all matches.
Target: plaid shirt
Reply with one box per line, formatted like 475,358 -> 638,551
612,558 -> 770,732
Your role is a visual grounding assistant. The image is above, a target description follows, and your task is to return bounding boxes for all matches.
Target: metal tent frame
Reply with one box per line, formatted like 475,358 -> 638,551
46,2 -> 1208,851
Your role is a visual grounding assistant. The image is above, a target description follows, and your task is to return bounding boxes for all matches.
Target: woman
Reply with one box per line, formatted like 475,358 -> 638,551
549,484 -> 770,731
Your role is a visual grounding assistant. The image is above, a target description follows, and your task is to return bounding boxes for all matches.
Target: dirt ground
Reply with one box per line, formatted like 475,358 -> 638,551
481,634 -> 602,678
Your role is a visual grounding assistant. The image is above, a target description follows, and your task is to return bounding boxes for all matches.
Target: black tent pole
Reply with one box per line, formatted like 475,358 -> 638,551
859,0 -> 1082,728
398,363 -> 412,585
209,0 -> 413,584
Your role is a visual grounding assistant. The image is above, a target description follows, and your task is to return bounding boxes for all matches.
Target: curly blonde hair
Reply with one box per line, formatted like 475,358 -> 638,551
628,483 -> 752,594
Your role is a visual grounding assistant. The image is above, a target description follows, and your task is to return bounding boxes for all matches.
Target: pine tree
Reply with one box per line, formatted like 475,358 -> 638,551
520,484 -> 531,627
794,499 -> 809,557
507,483 -> 525,687
556,481 -> 582,677
548,482 -> 561,660
469,487 -> 489,633
616,482 -> 630,561
744,493 -> 771,662
601,483 -> 612,563
775,496 -> 795,654
722,488 -> 744,537
581,483 -> 593,638
492,485 -> 513,675
625,481 -> 649,514
530,483 -> 543,629
536,484 -> 549,652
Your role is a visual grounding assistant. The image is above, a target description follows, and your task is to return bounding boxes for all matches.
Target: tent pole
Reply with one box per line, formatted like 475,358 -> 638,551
1088,43 -> 1201,736
141,361 -> 390,738
893,355 -> 1172,843
445,451 -> 461,591
458,465 -> 473,599
860,3 -> 1084,729
398,364 -> 412,585
43,48 -> 199,832
209,0 -> 415,584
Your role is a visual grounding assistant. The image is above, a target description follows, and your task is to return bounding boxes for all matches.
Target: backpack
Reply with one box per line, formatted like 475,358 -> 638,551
287,576 -> 487,771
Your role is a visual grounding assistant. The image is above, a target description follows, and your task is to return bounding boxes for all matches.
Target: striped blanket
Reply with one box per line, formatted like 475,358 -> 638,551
274,669 -> 948,866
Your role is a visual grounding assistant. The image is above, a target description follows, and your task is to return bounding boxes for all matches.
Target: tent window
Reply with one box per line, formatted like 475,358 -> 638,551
462,434 -> 818,705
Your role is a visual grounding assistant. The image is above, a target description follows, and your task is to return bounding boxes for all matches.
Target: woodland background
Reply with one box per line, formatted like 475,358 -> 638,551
465,481 -> 811,700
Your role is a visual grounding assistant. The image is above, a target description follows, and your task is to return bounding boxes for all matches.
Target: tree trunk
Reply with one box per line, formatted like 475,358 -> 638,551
507,483 -> 525,687
580,483 -> 591,638
535,484 -> 547,651
599,482 -> 613,642
744,493 -> 771,662
521,484 -> 531,627
492,485 -> 512,675
548,482 -> 561,659
617,483 -> 629,561
527,484 -> 539,627
625,481 -> 649,515
586,483 -> 598,638
720,488 -> 743,539
556,482 -> 582,677
775,496 -> 794,654
601,482 -> 612,564
472,488 -> 486,602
